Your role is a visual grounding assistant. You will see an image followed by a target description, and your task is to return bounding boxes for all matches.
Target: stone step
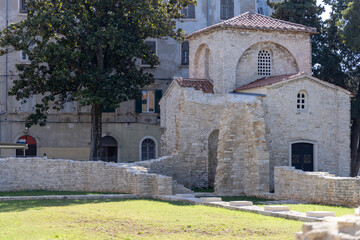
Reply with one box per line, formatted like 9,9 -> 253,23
175,194 -> 195,198
229,201 -> 253,206
264,205 -> 290,211
306,211 -> 336,218
199,197 -> 222,202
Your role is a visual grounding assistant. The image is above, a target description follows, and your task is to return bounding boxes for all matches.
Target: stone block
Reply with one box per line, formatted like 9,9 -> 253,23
229,201 -> 253,206
199,197 -> 222,202
264,205 -> 290,211
175,194 -> 195,198
306,211 -> 336,218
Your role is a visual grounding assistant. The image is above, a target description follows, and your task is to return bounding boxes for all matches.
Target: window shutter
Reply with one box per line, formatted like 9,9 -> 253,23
220,0 -> 226,19
155,90 -> 162,113
135,98 -> 142,113
228,0 -> 234,19
188,4 -> 195,18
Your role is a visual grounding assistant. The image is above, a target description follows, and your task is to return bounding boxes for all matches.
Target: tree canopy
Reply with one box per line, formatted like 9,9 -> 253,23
0,0 -> 195,160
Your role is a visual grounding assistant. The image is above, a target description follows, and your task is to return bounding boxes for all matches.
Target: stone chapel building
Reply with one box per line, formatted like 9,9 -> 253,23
160,12 -> 351,194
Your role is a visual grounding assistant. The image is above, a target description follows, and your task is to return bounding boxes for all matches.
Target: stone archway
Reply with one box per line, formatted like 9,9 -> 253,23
208,130 -> 219,188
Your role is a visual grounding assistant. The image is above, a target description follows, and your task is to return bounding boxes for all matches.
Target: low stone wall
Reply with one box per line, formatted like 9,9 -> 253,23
0,158 -> 172,196
296,215 -> 360,240
275,166 -> 360,206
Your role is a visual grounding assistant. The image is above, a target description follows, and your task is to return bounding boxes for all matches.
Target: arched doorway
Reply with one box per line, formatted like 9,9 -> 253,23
291,143 -> 314,171
16,135 -> 37,157
100,136 -> 118,162
208,130 -> 219,188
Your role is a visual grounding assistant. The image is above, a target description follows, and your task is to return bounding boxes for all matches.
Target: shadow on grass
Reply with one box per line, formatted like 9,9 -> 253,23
0,198 -> 191,213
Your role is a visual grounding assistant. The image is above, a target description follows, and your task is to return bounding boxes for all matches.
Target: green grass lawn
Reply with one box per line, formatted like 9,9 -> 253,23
0,199 -> 302,239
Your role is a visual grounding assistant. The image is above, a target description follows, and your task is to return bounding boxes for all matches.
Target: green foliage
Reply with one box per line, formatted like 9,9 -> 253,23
267,0 -> 324,78
0,0 -> 195,127
340,0 -> 360,51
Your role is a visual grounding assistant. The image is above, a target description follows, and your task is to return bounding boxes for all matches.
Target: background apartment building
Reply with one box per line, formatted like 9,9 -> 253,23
0,0 -> 271,162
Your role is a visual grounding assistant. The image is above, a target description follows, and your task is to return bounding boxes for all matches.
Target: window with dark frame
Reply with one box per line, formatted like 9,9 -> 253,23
181,4 -> 195,19
141,138 -> 156,161
142,40 -> 156,65
181,41 -> 189,65
258,49 -> 271,76
20,0 -> 28,13
220,0 -> 234,20
297,91 -> 306,110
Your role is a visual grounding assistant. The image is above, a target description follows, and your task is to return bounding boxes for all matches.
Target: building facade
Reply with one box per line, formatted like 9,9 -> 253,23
0,0 -> 271,162
161,12 -> 351,192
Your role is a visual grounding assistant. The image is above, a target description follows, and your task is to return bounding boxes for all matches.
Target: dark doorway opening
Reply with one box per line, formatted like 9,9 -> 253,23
101,136 -> 118,162
291,143 -> 314,171
16,135 -> 37,157
208,130 -> 219,188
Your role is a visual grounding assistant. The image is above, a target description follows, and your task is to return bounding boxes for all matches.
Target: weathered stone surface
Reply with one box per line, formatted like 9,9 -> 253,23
264,205 -> 290,211
306,211 -> 336,218
229,201 -> 253,206
0,157 -> 173,196
275,167 -> 360,206
296,216 -> 360,240
199,197 -> 222,202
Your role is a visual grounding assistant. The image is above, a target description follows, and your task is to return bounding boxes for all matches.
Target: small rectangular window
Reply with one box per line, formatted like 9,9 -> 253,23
220,0 -> 234,20
20,0 -> 28,13
142,90 -> 155,113
142,40 -> 156,65
181,4 -> 195,19
181,41 -> 189,65
20,51 -> 29,61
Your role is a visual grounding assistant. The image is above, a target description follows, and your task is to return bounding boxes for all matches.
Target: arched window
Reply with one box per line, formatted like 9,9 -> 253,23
16,135 -> 37,157
141,138 -> 156,161
297,91 -> 306,110
258,50 -> 271,76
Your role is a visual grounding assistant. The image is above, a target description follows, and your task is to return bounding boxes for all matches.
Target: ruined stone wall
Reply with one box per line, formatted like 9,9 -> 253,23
161,84 -> 270,192
215,97 -> 270,196
189,29 -> 312,94
0,158 -> 172,196
296,215 -> 360,240
275,166 -> 360,206
264,77 -> 351,189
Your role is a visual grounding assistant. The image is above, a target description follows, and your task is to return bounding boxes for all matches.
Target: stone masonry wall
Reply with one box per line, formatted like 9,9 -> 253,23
189,29 -> 312,94
0,158 -> 172,196
275,166 -> 360,206
264,77 -> 351,190
215,98 -> 269,196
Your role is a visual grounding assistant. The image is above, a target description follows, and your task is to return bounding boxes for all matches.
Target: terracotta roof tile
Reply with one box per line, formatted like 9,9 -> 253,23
176,78 -> 214,93
234,73 -> 303,91
187,12 -> 317,38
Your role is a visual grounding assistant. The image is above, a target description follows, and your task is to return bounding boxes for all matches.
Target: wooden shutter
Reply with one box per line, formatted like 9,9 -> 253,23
188,4 -> 195,18
135,98 -> 142,113
155,90 -> 162,113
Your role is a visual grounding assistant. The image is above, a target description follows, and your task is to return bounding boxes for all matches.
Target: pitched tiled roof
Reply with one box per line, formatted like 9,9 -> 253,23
176,78 -> 214,93
187,12 -> 317,38
234,73 -> 303,91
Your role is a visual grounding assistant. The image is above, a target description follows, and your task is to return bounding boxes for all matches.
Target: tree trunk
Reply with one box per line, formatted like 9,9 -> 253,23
350,84 -> 360,177
89,103 -> 102,161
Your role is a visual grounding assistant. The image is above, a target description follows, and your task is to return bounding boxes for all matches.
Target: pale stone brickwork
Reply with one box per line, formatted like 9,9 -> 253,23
161,83 -> 270,195
215,99 -> 269,195
275,167 -> 360,206
0,158 -> 172,196
263,76 -> 351,189
296,216 -> 360,240
188,29 -> 312,94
